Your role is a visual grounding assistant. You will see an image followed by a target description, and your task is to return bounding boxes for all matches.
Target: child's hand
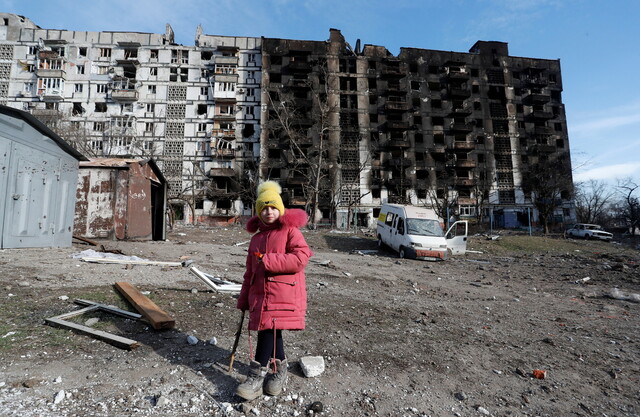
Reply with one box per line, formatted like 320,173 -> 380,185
254,251 -> 264,262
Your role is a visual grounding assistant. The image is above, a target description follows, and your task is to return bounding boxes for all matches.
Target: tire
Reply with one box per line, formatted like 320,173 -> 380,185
377,235 -> 384,248
399,246 -> 407,259
585,234 -> 591,240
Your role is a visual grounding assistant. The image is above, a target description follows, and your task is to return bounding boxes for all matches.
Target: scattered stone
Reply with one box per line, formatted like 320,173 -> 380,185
58,295 -> 69,301
209,337 -> 218,346
53,390 -> 65,404
300,356 -> 325,377
84,317 -> 99,327
309,401 -> 323,413
155,395 -> 170,407
187,335 -> 199,345
22,378 -> 40,388
476,406 -> 490,415
454,392 -> 467,401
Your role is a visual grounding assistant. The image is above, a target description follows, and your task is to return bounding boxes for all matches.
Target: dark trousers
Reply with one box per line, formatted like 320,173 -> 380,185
255,329 -> 285,366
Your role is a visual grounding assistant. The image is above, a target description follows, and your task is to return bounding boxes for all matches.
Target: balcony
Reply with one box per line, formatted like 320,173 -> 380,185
388,139 -> 411,148
111,88 -> 139,102
388,178 -> 412,187
383,120 -> 410,130
447,86 -> 471,98
211,129 -> 236,138
456,159 -> 477,168
380,63 -> 407,78
448,104 -> 473,116
36,68 -> 66,79
384,101 -> 411,112
449,122 -> 474,133
386,157 -> 412,167
533,126 -> 554,135
522,77 -> 548,87
36,88 -> 64,100
213,56 -> 239,65
288,60 -> 312,71
215,73 -> 238,83
523,92 -> 551,104
453,141 -> 475,150
208,168 -> 236,178
442,69 -> 470,81
455,178 -> 476,187
530,111 -> 554,120
531,143 -> 556,153
214,148 -> 235,158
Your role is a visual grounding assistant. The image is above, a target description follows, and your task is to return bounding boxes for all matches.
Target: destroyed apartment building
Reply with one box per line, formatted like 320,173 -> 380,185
1,13 -> 574,228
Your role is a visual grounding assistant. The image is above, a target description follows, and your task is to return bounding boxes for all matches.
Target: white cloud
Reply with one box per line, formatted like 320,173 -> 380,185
573,163 -> 640,182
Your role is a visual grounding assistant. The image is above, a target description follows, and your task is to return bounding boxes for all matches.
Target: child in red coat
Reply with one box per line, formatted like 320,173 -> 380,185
236,181 -> 312,400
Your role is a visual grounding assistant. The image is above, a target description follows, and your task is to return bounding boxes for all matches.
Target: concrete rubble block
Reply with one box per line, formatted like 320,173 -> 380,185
300,356 -> 325,377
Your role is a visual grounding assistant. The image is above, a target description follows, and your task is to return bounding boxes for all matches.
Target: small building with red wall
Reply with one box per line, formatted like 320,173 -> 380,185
74,158 -> 167,240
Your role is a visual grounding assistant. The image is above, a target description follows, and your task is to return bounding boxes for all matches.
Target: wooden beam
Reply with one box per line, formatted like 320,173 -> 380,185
45,317 -> 140,350
114,282 -> 175,330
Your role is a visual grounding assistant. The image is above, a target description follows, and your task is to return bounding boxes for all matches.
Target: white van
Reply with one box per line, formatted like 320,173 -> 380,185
376,204 -> 468,260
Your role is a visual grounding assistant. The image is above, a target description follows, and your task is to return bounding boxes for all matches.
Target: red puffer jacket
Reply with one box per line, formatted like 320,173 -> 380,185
237,209 -> 313,331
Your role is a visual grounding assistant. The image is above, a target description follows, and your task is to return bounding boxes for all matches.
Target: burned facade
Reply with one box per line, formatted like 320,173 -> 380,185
1,14 -> 573,228
260,31 -> 573,228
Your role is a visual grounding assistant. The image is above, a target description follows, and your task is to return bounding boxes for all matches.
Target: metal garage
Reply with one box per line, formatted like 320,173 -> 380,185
0,105 -> 86,248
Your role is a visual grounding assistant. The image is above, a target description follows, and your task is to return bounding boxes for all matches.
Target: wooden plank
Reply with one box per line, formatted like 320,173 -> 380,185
74,299 -> 142,320
114,282 -> 175,330
45,317 -> 140,350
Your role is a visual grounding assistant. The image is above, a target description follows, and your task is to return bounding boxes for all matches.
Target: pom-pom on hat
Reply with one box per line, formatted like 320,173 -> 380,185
255,181 -> 285,217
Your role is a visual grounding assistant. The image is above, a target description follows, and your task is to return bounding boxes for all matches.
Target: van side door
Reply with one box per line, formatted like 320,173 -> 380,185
445,220 -> 468,255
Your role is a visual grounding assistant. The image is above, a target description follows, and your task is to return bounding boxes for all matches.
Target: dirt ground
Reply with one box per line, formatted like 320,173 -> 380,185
0,224 -> 639,417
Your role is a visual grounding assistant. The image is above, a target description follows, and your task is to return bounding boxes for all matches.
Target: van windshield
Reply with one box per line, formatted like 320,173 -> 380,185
406,218 -> 444,237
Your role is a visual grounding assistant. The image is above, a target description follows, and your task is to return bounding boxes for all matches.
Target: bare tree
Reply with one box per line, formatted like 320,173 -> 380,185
574,179 -> 614,225
264,65 -> 335,225
615,178 -> 640,235
521,155 -> 573,234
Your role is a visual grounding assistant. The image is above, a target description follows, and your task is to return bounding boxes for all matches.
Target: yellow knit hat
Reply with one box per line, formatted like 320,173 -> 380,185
255,181 -> 285,217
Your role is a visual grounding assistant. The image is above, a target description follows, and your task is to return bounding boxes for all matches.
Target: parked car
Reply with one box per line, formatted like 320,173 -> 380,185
566,223 -> 613,241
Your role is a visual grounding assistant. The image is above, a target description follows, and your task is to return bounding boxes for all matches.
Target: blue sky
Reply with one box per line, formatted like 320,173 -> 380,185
4,0 -> 640,184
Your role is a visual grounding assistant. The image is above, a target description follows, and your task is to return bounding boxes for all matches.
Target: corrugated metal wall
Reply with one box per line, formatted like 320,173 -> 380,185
0,114 -> 79,248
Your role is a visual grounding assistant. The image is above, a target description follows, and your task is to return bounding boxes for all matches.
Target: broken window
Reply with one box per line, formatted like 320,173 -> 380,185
201,50 -> 213,61
270,55 -> 282,65
95,103 -> 107,112
248,53 -> 256,63
150,49 -> 158,60
411,81 -> 420,90
146,103 -> 155,113
149,67 -> 157,76
218,82 -> 235,92
269,73 -> 281,84
246,87 -> 255,97
198,123 -> 207,132
124,48 -> 138,59
99,48 -> 111,58
96,84 -> 107,93
181,50 -> 189,64
431,99 -> 441,109
74,83 -> 83,93
145,122 -> 154,132
72,102 -> 84,115
76,64 -> 85,74
200,86 -> 208,96
147,85 -> 156,94
197,104 -> 207,115
93,121 -> 105,131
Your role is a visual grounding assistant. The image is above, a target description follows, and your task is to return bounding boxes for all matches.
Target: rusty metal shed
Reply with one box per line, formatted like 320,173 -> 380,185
74,158 -> 167,241
0,105 -> 86,249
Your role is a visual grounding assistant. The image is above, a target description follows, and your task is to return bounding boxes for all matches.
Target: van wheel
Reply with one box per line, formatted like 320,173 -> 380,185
377,235 -> 384,248
399,247 -> 407,259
